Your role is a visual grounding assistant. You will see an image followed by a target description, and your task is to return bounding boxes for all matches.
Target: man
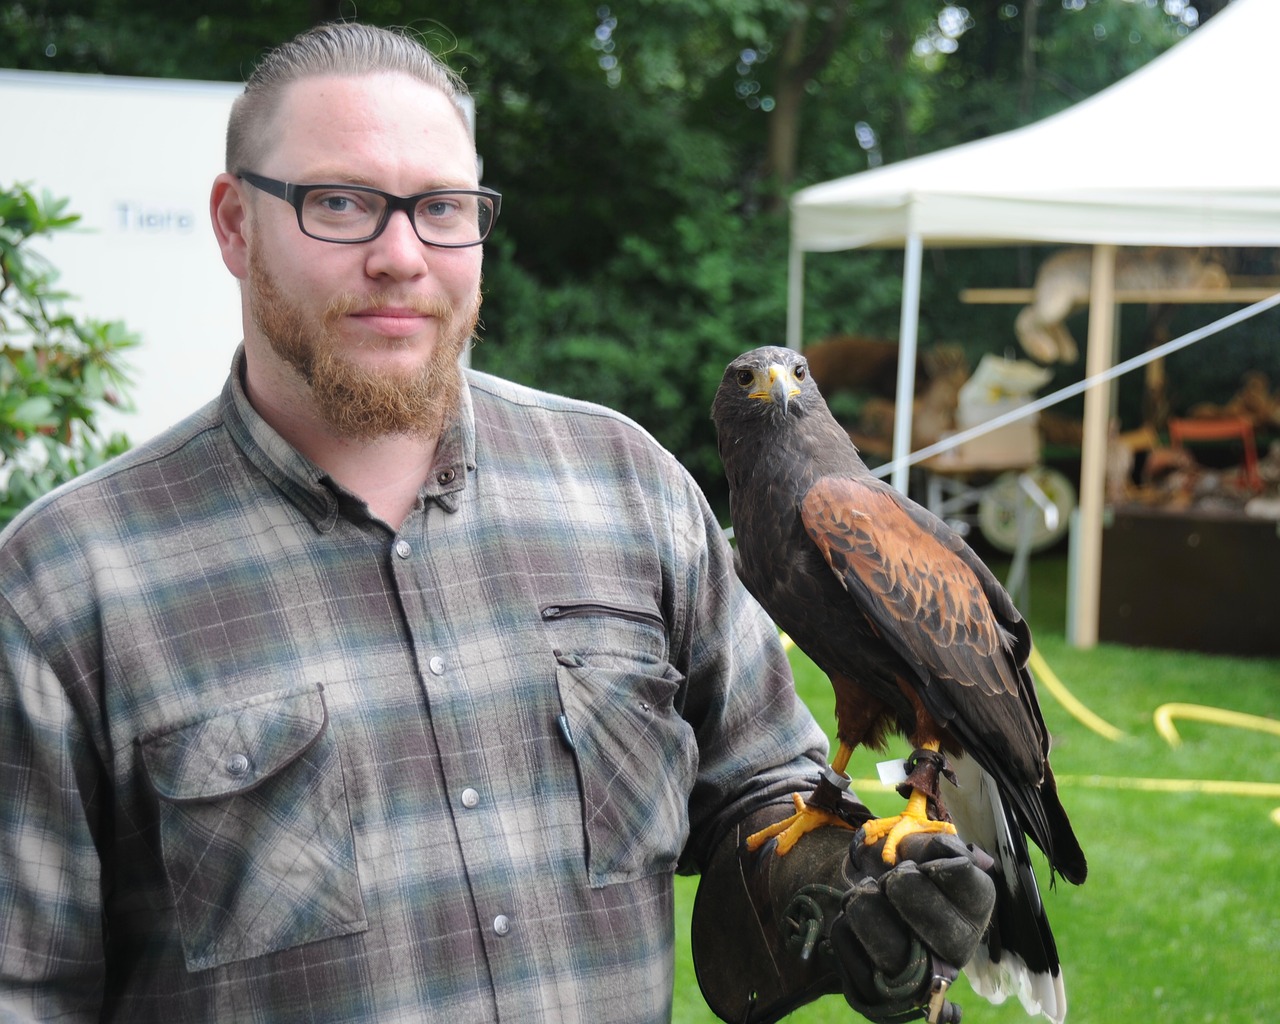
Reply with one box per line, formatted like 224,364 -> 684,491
0,23 -> 993,1023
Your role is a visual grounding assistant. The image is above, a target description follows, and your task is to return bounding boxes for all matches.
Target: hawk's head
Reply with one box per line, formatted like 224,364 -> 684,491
711,345 -> 837,482
711,348 -> 819,440
711,346 -> 817,430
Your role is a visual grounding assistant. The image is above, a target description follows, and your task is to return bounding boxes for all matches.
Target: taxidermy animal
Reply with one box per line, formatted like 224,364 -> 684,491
1015,247 -> 1228,364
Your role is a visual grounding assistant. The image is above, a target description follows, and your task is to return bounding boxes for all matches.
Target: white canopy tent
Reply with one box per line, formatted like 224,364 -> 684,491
786,0 -> 1280,647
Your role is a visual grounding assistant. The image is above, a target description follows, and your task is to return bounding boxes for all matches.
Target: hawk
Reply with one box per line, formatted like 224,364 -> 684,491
711,346 -> 1086,1022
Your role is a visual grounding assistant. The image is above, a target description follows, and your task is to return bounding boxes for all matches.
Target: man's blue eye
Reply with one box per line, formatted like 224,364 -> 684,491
307,191 -> 375,218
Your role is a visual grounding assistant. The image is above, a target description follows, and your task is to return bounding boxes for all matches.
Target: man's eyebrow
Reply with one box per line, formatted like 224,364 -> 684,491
291,172 -> 381,188
295,172 -> 479,192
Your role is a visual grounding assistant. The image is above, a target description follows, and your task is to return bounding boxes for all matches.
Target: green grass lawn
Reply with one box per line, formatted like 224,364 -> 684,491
673,553 -> 1280,1023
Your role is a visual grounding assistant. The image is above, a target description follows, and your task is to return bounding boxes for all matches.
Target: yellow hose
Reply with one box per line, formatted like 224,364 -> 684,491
1153,702 -> 1280,748
1056,774 -> 1280,798
1028,644 -> 1126,742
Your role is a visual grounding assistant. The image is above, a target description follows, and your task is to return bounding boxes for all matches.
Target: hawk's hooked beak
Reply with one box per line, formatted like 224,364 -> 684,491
746,363 -> 802,411
768,363 -> 799,412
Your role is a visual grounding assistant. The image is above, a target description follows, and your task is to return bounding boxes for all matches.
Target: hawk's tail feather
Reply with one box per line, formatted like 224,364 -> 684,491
1037,763 -> 1088,886
941,753 -> 1067,1024
966,943 -> 1066,1024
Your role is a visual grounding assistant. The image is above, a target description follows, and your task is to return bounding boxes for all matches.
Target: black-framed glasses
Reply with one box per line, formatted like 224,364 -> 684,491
237,170 -> 501,248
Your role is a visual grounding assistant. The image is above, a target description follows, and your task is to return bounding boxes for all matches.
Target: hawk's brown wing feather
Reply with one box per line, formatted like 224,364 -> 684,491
801,474 -> 1045,781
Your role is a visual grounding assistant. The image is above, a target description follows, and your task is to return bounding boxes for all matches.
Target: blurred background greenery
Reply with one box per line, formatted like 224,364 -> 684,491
5,0 -> 1271,514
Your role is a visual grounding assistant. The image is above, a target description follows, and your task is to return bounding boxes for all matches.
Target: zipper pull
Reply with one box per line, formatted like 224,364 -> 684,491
552,648 -> 584,668
555,713 -> 576,751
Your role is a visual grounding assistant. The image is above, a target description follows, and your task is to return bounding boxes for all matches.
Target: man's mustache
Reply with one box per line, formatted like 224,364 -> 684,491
322,292 -> 456,324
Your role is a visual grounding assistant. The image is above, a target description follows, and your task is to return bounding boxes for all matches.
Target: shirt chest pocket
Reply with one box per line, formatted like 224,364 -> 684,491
546,600 -> 697,887
138,684 -> 367,971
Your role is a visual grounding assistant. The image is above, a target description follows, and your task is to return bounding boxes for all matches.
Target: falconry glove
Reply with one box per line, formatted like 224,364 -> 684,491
833,829 -> 998,1023
692,807 -> 996,1024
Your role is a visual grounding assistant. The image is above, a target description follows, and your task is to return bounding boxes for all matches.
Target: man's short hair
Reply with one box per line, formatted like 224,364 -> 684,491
226,21 -> 471,173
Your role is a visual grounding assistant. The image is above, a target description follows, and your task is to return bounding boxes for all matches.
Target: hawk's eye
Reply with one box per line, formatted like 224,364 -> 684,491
736,369 -> 754,387
794,364 -> 807,381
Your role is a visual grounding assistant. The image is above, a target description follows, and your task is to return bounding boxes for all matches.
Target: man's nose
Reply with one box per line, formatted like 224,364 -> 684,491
364,209 -> 429,279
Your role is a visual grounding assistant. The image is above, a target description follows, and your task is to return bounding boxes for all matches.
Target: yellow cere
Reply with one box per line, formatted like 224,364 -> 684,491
750,364 -> 802,403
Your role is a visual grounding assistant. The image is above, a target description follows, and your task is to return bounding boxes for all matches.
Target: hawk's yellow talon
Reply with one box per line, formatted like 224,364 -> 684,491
746,791 -> 855,855
862,787 -> 957,864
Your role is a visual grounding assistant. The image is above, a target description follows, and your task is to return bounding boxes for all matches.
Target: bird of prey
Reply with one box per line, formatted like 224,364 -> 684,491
711,346 -> 1087,1023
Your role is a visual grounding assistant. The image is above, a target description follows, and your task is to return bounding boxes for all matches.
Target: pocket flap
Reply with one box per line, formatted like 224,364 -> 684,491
140,684 -> 328,804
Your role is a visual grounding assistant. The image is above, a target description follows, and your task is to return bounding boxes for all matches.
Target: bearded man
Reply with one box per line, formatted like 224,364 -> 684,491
0,22 -> 995,1024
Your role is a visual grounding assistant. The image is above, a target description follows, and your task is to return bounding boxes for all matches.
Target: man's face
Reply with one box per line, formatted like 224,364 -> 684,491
241,72 -> 484,438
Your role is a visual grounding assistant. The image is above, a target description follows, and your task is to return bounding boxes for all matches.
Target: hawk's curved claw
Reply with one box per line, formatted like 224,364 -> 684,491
861,788 -> 957,865
746,792 -> 856,855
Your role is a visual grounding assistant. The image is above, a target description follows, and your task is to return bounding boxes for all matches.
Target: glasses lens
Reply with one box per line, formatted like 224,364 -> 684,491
300,187 -> 387,241
414,193 -> 493,246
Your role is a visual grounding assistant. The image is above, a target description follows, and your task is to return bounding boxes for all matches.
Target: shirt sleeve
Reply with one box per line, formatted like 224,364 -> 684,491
0,596 -> 106,1021
665,468 -> 831,874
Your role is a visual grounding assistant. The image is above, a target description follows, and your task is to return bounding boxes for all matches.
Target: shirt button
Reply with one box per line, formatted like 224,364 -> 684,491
493,914 -> 511,936
393,539 -> 412,559
226,754 -> 250,776
461,787 -> 480,809
429,656 -> 445,676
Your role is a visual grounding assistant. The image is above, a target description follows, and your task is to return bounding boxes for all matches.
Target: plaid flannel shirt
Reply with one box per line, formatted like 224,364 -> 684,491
0,348 -> 828,1022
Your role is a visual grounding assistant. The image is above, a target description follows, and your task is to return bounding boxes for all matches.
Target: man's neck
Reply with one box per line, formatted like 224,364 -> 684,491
244,352 -> 439,530
310,432 -> 439,530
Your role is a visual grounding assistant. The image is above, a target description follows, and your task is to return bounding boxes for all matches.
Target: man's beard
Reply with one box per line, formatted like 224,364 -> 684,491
248,245 -> 480,440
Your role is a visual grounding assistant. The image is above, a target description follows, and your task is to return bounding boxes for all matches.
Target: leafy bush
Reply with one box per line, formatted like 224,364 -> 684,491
473,193 -> 791,508
0,183 -> 137,527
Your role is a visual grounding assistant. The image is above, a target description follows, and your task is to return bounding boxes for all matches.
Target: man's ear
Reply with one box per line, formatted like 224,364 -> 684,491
210,172 -> 251,280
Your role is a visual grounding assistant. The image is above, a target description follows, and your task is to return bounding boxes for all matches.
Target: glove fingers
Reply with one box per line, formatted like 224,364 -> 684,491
896,832 -> 993,872
882,860 -> 995,967
841,878 -> 913,972
919,855 -> 998,921
831,896 -> 932,1023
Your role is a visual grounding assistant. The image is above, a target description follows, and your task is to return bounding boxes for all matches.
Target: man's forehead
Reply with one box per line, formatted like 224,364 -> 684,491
263,72 -> 476,177
275,71 -> 466,126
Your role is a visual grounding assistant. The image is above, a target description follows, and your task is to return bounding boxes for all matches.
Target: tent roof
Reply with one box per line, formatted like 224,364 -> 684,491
792,0 -> 1280,252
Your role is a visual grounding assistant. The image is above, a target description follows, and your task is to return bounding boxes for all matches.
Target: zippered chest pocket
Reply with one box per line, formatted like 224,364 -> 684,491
542,598 -> 695,886
541,600 -> 665,629
540,599 -> 668,668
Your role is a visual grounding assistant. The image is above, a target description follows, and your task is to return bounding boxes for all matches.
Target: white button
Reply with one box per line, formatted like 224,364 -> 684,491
493,914 -> 511,936
226,754 -> 249,776
429,656 -> 445,675
461,788 -> 480,808
394,539 -> 412,558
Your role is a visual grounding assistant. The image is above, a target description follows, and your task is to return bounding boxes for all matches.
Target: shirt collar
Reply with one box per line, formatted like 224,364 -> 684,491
220,345 -> 477,531
420,374 -> 475,514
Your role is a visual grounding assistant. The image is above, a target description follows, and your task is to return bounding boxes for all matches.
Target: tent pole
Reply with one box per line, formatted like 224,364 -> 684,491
786,243 -> 805,350
1070,243 -> 1118,649
891,233 -> 924,494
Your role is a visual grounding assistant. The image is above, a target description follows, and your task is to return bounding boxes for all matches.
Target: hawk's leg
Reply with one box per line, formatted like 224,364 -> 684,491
745,742 -> 859,855
861,740 -> 957,864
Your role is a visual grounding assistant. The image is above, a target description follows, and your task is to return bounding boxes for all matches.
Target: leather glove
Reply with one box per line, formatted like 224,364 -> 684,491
822,829 -> 997,1023
692,805 -> 995,1024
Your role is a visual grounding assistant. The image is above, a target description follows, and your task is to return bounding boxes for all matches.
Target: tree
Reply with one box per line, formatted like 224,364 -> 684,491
0,1 -> 1224,507
0,183 -> 137,526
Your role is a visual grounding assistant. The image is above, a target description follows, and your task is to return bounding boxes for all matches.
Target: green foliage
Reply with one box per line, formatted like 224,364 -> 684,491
0,1 -> 1242,502
474,189 -> 794,506
0,183 -> 136,527
464,1 -> 1211,499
